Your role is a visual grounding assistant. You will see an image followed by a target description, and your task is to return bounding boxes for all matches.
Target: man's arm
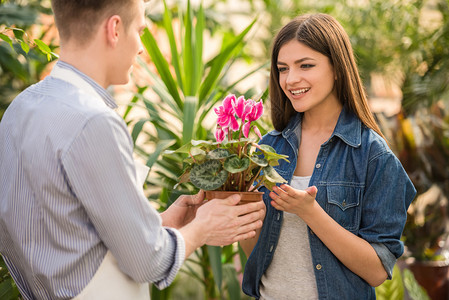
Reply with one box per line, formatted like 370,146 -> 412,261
62,112 -> 185,287
62,112 -> 264,287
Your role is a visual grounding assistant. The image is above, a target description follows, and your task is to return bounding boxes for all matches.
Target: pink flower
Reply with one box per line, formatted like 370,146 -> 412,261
242,121 -> 251,138
214,127 -> 226,143
242,121 -> 262,139
233,96 -> 248,118
214,94 -> 239,131
245,100 -> 264,122
253,126 -> 262,139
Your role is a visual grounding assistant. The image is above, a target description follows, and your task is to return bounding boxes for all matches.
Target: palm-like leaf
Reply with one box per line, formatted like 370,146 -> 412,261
124,1 -> 261,298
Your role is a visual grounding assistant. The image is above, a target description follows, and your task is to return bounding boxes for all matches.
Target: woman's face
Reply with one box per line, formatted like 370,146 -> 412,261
277,39 -> 338,113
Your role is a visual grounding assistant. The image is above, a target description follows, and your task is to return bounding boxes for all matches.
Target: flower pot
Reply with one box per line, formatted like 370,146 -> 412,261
406,258 -> 449,300
205,190 -> 264,204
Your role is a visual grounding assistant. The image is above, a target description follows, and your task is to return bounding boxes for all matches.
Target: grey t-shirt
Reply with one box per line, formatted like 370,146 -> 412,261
260,176 -> 319,300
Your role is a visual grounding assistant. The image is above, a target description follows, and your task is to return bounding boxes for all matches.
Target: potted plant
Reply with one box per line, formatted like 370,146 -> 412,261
166,94 -> 289,202
376,101 -> 449,300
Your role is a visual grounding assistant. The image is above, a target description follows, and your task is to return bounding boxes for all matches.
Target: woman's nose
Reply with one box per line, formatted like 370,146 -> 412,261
285,68 -> 301,85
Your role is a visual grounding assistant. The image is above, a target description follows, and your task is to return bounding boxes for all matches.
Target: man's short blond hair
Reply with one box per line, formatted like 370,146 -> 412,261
51,0 -> 146,45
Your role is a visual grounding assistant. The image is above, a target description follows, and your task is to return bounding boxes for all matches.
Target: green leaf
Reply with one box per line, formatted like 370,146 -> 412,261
191,140 -> 213,147
11,27 -> 25,40
182,96 -> 197,144
223,264 -> 241,300
165,142 -> 192,154
207,148 -> 232,160
207,245 -> 223,292
0,33 -> 12,44
0,33 -> 13,49
263,165 -> 287,184
183,0 -> 195,96
20,41 -> 29,54
34,38 -> 51,53
123,85 -> 147,120
190,160 -> 228,190
162,0 -> 183,91
0,278 -> 20,300
198,18 -> 257,104
0,45 -> 28,80
258,144 -> 276,153
194,2 -> 204,93
257,144 -> 290,163
375,265 -> 404,300
224,156 -> 250,173
141,28 -> 183,110
403,269 -> 430,300
238,244 -> 248,268
166,140 -> 212,155
131,119 -> 148,145
249,155 -> 268,167
146,139 -> 176,170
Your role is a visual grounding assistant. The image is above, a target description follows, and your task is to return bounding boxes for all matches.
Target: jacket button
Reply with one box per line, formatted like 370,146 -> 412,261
310,230 -> 314,235
277,213 -> 281,220
269,245 -> 274,252
315,163 -> 321,169
316,264 -> 322,270
342,200 -> 346,207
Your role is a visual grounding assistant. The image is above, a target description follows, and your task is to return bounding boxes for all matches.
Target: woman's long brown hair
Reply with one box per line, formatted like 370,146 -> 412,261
269,13 -> 386,141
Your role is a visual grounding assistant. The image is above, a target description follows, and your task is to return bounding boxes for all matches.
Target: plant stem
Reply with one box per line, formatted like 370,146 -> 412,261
247,166 -> 262,190
201,246 -> 218,300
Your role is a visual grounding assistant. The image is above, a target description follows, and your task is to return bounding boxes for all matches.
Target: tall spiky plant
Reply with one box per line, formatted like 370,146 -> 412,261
123,1 -> 266,298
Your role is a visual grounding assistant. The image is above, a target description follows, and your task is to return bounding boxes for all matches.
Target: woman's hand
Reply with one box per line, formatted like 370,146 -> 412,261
269,184 -> 318,217
271,184 -> 388,286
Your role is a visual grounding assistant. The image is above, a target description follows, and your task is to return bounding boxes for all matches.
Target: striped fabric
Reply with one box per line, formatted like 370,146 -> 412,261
0,61 -> 185,299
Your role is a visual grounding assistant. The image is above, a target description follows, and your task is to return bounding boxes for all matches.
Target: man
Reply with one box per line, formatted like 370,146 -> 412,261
0,0 -> 264,299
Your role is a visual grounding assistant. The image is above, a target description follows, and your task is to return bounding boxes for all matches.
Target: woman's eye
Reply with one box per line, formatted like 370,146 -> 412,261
301,64 -> 315,69
277,67 -> 288,73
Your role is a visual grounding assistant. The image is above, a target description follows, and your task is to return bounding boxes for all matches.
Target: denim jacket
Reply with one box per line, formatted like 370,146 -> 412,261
242,106 -> 416,299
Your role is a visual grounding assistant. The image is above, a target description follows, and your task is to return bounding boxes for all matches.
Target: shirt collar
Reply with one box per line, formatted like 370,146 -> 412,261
50,61 -> 118,109
330,106 -> 362,148
283,105 -> 362,148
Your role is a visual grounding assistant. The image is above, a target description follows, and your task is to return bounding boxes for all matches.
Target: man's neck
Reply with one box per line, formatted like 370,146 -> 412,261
58,42 -> 109,89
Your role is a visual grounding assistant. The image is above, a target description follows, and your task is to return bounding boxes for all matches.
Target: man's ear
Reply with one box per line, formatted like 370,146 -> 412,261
105,15 -> 122,47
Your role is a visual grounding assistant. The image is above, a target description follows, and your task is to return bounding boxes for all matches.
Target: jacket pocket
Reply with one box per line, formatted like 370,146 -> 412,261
325,184 -> 362,232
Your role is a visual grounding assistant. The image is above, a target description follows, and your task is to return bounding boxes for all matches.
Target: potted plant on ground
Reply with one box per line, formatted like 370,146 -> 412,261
377,100 -> 449,300
167,94 -> 289,202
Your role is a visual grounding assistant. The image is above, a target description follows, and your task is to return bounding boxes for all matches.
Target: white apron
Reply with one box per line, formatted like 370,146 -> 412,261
73,159 -> 150,299
50,65 -> 152,300
73,251 -> 150,300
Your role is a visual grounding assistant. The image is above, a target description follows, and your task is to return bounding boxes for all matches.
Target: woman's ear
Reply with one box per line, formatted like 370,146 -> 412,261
105,15 -> 122,47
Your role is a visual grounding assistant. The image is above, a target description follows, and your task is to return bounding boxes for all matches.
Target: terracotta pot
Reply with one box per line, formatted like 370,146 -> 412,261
205,190 -> 264,204
407,259 -> 449,300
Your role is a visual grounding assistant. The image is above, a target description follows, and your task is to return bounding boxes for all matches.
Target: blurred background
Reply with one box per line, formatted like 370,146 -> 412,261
1,0 -> 448,299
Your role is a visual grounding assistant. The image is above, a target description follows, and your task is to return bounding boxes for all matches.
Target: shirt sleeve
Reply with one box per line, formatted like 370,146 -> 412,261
359,150 -> 416,278
61,111 -> 185,287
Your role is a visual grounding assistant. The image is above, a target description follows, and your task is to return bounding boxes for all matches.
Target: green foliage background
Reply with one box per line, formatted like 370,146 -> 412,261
1,0 -> 448,299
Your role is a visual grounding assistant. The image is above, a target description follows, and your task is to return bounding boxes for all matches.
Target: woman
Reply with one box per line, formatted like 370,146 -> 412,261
240,13 -> 416,299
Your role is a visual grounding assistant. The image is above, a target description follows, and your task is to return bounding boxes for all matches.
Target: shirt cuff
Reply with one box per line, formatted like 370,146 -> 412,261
153,227 -> 186,289
370,242 -> 396,279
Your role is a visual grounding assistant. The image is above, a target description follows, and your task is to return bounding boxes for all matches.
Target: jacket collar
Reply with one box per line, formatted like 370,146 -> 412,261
282,105 -> 362,148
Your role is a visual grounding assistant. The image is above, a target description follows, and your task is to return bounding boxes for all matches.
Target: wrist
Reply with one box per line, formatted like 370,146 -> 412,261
298,200 -> 322,222
179,218 -> 208,257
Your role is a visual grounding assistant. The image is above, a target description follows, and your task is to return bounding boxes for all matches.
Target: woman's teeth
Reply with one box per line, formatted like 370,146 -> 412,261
291,88 -> 310,95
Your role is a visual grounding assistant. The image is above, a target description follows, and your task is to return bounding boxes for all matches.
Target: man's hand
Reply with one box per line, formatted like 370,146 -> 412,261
161,190 -> 206,228
193,194 -> 265,246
